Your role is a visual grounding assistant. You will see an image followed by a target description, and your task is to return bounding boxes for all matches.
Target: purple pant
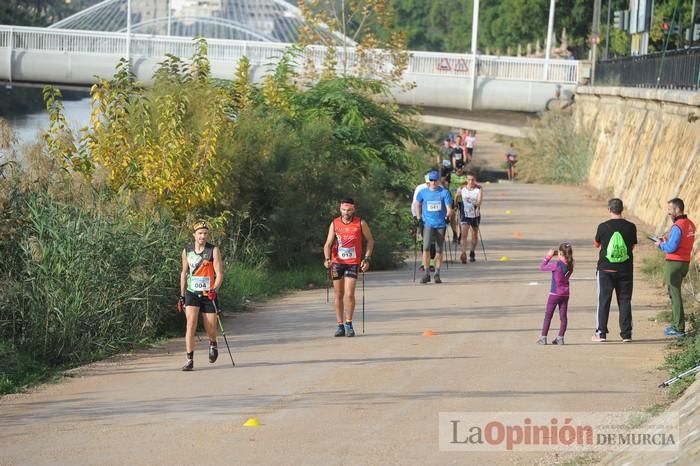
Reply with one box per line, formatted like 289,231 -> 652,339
541,294 -> 569,337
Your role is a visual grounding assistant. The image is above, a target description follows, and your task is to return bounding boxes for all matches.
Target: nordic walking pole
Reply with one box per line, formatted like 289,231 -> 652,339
362,270 -> 365,334
446,219 -> 451,269
326,265 -> 331,303
478,226 -> 488,261
413,226 -> 418,282
659,365 -> 700,388
211,300 -> 235,367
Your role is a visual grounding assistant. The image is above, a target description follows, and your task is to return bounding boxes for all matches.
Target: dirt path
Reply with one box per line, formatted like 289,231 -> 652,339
1,135 -> 671,465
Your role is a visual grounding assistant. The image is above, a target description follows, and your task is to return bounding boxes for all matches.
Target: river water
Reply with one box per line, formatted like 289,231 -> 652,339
4,97 -> 92,147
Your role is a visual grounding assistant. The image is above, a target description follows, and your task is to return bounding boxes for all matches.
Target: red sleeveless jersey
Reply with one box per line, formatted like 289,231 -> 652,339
331,216 -> 363,265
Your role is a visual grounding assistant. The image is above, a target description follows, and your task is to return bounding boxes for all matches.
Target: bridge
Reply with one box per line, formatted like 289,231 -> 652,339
0,27 -> 579,108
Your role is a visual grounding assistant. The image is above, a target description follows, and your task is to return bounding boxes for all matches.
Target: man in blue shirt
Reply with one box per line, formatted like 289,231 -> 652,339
654,198 -> 696,337
416,170 -> 453,284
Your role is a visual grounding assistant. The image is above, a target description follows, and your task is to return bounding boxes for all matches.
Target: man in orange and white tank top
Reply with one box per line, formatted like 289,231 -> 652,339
178,220 -> 224,371
323,198 -> 375,337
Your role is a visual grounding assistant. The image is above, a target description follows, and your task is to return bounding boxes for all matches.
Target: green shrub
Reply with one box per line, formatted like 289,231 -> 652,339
218,263 -> 326,311
0,168 -> 182,371
664,313 -> 700,396
518,111 -> 593,184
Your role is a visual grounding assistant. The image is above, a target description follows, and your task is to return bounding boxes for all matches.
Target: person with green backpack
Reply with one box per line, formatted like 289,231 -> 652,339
592,198 -> 638,342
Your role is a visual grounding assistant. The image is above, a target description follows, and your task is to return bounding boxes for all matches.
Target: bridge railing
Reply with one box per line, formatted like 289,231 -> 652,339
0,25 -> 579,83
596,46 -> 700,90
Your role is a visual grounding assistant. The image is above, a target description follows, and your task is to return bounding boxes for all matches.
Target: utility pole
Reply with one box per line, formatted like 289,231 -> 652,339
592,0 -> 601,85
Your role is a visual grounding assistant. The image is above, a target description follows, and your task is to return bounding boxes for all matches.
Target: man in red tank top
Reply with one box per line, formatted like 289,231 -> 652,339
323,198 -> 375,337
656,198 -> 696,337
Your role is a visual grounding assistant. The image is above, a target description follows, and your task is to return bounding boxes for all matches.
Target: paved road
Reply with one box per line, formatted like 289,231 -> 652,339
1,140 -> 671,465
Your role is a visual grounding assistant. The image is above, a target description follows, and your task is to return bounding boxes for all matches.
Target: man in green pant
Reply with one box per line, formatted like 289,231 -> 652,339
655,198 -> 697,337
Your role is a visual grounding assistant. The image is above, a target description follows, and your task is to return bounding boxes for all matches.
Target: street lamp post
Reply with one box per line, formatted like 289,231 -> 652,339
126,0 -> 132,65
167,0 -> 172,36
592,0 -> 601,85
469,0 -> 480,110
544,0 -> 556,80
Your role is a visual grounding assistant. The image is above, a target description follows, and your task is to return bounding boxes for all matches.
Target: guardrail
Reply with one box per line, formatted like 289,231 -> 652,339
596,46 -> 700,90
0,25 -> 579,84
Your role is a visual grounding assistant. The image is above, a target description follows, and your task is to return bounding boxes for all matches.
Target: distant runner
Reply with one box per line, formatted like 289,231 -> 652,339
324,198 -> 375,337
466,131 -> 476,161
438,138 -> 453,179
449,164 -> 469,243
506,143 -> 518,181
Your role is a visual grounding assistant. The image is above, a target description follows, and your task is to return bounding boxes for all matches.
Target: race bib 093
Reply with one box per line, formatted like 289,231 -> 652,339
338,247 -> 357,260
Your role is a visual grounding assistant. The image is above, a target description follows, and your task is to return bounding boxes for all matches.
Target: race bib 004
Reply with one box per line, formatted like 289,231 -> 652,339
190,276 -> 211,291
427,201 -> 442,212
338,247 -> 357,260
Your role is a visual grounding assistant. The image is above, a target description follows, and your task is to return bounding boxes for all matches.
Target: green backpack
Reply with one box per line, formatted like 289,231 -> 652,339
606,231 -> 629,263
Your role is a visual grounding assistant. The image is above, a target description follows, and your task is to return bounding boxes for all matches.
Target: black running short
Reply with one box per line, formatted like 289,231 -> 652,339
185,290 -> 217,313
331,263 -> 359,280
460,215 -> 481,227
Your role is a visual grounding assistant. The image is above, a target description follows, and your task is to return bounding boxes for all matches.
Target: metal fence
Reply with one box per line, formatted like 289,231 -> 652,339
596,46 -> 700,90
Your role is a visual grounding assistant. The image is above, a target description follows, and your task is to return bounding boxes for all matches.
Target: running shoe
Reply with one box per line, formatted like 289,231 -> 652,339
334,324 -> 345,337
434,273 -> 442,284
182,359 -> 194,371
345,322 -> 355,337
536,336 -> 547,345
664,327 -> 685,337
420,273 -> 431,284
552,336 -> 565,345
622,338 -> 633,343
591,334 -> 607,342
460,252 -> 467,264
209,344 -> 218,363
469,251 -> 476,262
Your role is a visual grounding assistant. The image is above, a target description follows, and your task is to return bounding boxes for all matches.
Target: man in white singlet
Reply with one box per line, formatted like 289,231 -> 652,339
457,173 -> 483,263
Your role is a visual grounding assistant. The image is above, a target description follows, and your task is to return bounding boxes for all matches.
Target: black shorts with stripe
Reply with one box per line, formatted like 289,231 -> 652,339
185,290 -> 217,313
331,263 -> 359,280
